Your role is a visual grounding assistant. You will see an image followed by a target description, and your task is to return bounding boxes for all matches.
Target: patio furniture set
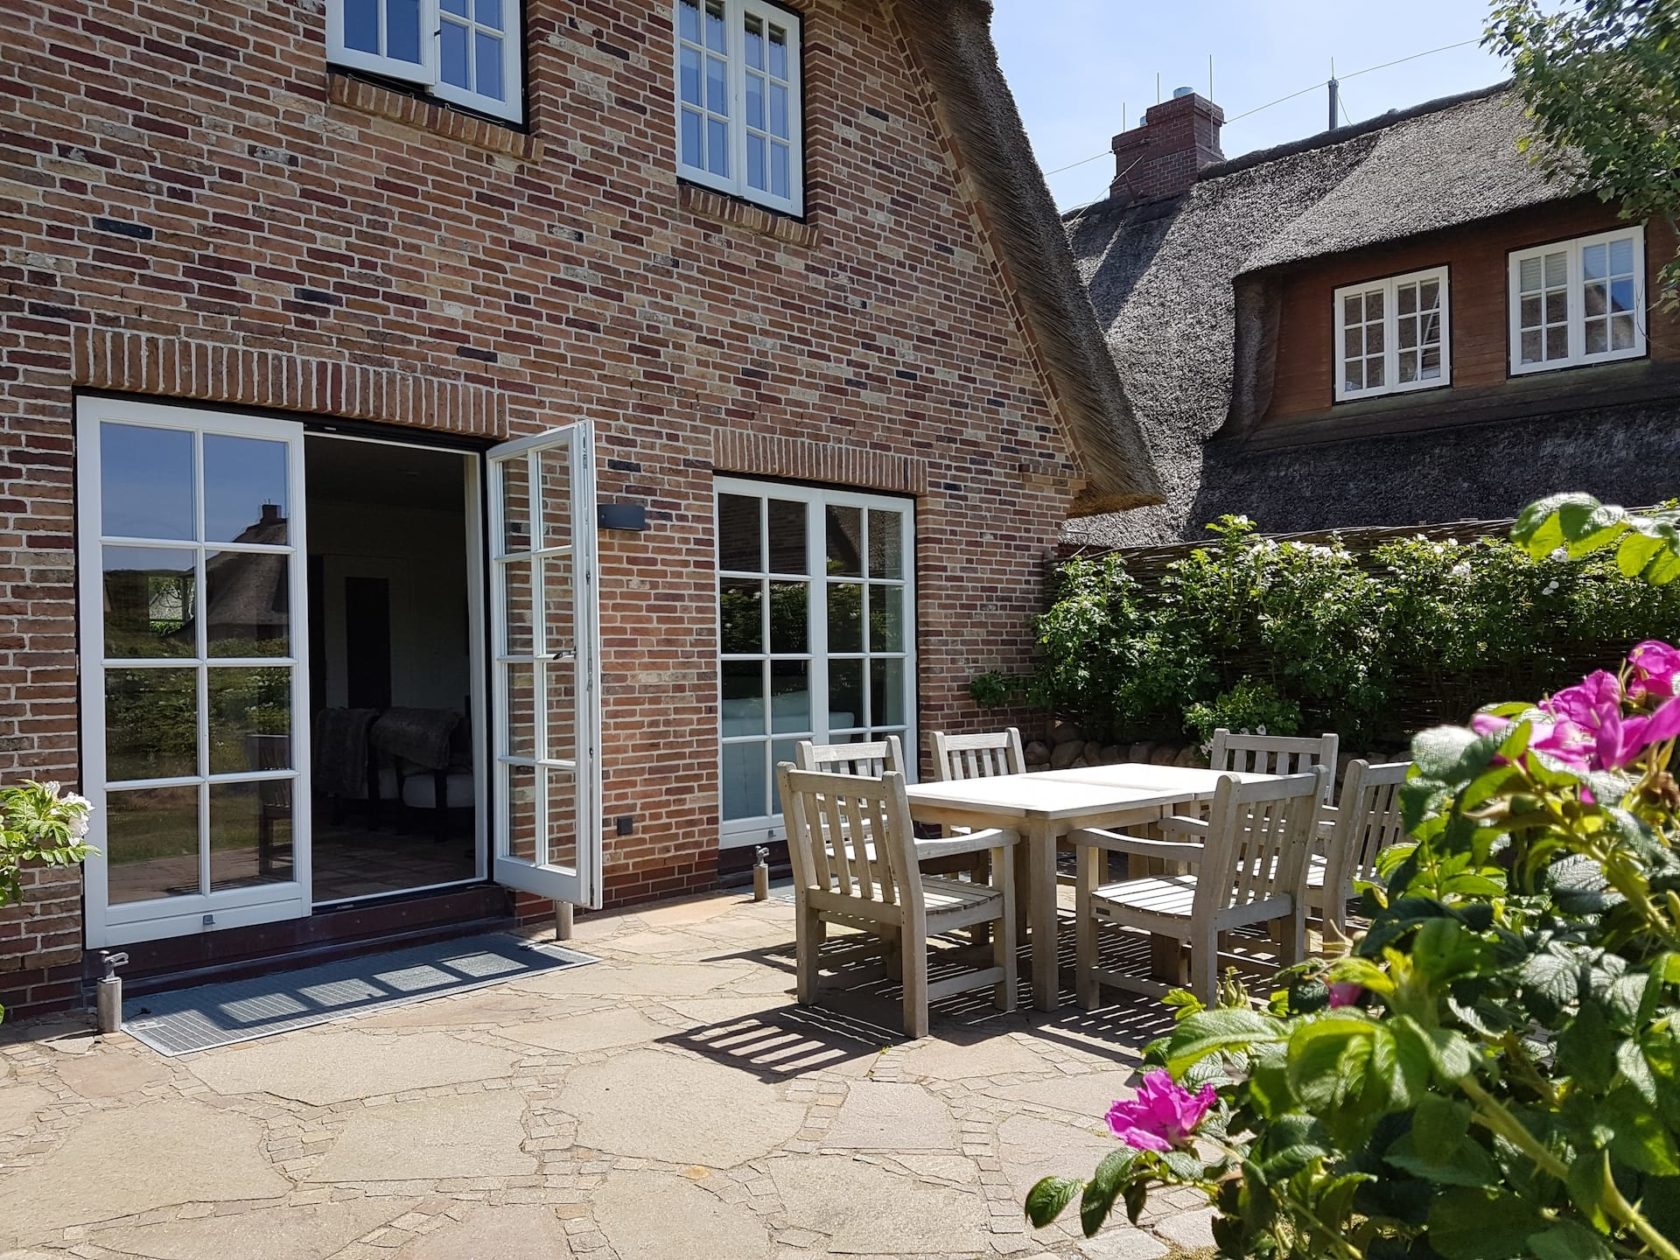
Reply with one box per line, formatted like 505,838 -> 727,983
777,728 -> 1411,1037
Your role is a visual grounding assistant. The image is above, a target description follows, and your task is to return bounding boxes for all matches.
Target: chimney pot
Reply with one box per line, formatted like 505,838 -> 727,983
1109,90 -> 1224,204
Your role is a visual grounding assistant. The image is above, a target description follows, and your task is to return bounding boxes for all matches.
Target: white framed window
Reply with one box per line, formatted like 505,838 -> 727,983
675,0 -> 804,215
716,480 -> 915,848
326,0 -> 523,124
1334,267 -> 1450,402
1510,226 -> 1646,374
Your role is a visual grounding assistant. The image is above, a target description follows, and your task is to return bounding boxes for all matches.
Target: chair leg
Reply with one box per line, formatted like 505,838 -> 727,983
902,920 -> 930,1039
992,845 -> 1017,1013
796,906 -> 823,1005
1075,846 -> 1099,1010
1191,929 -> 1218,1006
969,854 -> 992,948
1013,843 -> 1031,938
1280,907 -> 1306,969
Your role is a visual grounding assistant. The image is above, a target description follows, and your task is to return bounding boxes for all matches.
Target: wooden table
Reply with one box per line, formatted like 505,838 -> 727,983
904,766 -> 1275,1011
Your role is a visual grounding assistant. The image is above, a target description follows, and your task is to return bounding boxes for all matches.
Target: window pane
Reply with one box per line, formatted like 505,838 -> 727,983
680,45 -> 702,106
1396,284 -> 1417,316
102,423 -> 195,541
1363,291 -> 1383,322
870,584 -> 903,651
870,659 -> 905,728
825,506 -> 862,577
345,0 -> 380,52
386,0 -> 423,64
543,660 -> 575,761
205,550 -> 289,657
747,133 -> 766,191
707,119 -> 729,175
705,0 -> 726,51
537,445 -> 572,550
1344,362 -> 1363,393
766,500 -> 807,574
1586,320 -> 1608,355
828,660 -> 864,731
1420,279 -> 1440,310
499,453 -> 531,553
706,53 -> 728,114
502,558 -> 534,656
827,582 -> 862,653
1421,345 -> 1441,378
1610,277 -> 1634,314
107,667 -> 198,781
1546,326 -> 1568,359
1518,255 -> 1541,293
1342,328 -> 1361,360
768,581 -> 807,653
746,73 -> 765,130
1397,351 -> 1417,384
442,20 -> 470,87
104,547 -> 196,659
544,765 -> 577,871
1612,313 -> 1635,350
1520,295 -> 1541,328
1583,243 -> 1606,281
1543,251 -> 1566,288
769,26 -> 787,77
1521,329 -> 1542,363
106,786 -> 200,904
1397,317 -> 1417,350
721,741 -> 766,821
1366,357 -> 1385,387
745,14 -> 764,68
1365,322 -> 1384,353
770,83 -> 789,138
443,0 -> 466,13
1584,281 -> 1607,318
504,762 -> 537,862
203,435 -> 288,545
719,578 -> 763,654
770,660 -> 811,733
718,494 -> 762,572
867,509 -> 903,578
1610,237 -> 1634,276
475,0 -> 502,29
679,0 -> 700,43
721,660 -> 765,737
1341,294 -> 1361,325
209,780 -> 293,892
504,662 -> 535,757
771,143 -> 789,197
208,666 -> 291,775
681,109 -> 703,167
475,31 -> 504,100
1545,291 -> 1567,324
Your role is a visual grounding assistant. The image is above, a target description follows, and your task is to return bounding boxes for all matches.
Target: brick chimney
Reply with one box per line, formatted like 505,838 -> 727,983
1109,87 -> 1224,203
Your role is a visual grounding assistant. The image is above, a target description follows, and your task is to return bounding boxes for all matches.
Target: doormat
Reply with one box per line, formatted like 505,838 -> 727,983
121,933 -> 598,1057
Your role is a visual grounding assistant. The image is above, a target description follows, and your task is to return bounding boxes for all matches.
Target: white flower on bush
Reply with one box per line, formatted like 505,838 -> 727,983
1451,562 -> 1472,578
1543,580 -> 1560,596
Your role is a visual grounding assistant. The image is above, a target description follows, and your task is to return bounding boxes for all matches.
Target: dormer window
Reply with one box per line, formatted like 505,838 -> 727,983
1333,267 -> 1450,402
674,0 -> 804,216
1509,226 -> 1646,374
327,0 -> 523,125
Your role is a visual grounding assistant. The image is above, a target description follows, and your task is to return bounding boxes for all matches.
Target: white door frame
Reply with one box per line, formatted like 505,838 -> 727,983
486,423 -> 602,908
714,477 -> 918,850
78,397 -> 313,947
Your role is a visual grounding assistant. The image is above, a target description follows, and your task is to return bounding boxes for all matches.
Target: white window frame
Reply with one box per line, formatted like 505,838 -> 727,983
674,0 -> 805,216
1509,225 -> 1647,375
326,0 -> 523,125
716,479 -> 915,849
1333,266 -> 1451,403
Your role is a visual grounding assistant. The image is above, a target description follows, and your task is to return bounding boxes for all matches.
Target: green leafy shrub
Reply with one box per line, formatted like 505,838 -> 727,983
1,781 -> 94,1023
1184,679 -> 1302,747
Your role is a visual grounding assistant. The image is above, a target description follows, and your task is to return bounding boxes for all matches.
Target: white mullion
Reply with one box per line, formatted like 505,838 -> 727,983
192,429 -> 211,897
1383,277 -> 1399,395
1568,243 -> 1584,363
730,0 -> 748,200
528,449 -> 548,865
808,498 -> 830,745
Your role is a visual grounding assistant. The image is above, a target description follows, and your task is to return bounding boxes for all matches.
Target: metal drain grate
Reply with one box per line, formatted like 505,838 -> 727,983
121,933 -> 597,1056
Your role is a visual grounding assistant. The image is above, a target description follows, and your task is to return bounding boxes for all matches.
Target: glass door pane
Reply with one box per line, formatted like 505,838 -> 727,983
488,425 -> 600,908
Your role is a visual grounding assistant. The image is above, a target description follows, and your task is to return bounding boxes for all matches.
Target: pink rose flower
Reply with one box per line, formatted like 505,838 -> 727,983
1327,982 -> 1364,1009
1628,641 -> 1680,702
1105,1071 -> 1216,1153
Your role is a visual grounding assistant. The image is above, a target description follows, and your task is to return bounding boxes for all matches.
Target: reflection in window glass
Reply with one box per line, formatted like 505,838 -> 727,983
203,435 -> 288,544
827,582 -> 862,653
766,499 -> 807,574
719,578 -> 763,654
767,581 -> 808,653
721,660 -> 765,737
106,786 -> 201,903
205,551 -> 290,658
104,547 -> 196,659
717,494 -> 761,572
722,741 -> 767,820
208,780 -> 293,891
102,423 -> 195,540
867,509 -> 903,578
106,669 -> 198,782
769,660 -> 811,732
825,505 -> 862,576
207,667 -> 292,775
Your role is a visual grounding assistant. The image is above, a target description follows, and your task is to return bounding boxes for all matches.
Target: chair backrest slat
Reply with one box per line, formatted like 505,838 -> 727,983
929,728 -> 1025,783
1197,768 -> 1326,917
796,736 -> 904,779
778,764 -> 919,913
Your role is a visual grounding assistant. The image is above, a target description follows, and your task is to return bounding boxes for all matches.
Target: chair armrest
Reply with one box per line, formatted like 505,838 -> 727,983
916,829 -> 1016,861
1069,828 -> 1204,865
1158,815 -> 1208,840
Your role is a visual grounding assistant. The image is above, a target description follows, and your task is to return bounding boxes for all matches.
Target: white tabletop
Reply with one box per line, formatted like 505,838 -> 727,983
1034,764 -> 1272,795
904,775 -> 1198,822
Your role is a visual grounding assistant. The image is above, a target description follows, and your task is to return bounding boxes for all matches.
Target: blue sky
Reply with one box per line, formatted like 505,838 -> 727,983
993,1 -> 1513,210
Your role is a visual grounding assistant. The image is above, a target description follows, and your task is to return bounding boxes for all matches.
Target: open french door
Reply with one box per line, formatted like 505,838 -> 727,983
487,425 -> 602,909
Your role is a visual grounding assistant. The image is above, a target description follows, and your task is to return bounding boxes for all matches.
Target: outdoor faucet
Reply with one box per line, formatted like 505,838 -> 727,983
96,950 -> 129,1035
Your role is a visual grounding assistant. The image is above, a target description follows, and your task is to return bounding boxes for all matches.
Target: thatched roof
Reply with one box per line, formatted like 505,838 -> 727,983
1063,84 -> 1609,547
893,0 -> 1163,514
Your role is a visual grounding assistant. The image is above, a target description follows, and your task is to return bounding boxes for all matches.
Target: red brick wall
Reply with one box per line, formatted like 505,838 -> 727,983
1266,199 -> 1680,420
1109,92 -> 1225,204
0,0 -> 1083,1013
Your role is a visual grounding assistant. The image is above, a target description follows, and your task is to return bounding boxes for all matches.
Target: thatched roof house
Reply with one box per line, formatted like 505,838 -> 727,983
1064,83 -> 1680,547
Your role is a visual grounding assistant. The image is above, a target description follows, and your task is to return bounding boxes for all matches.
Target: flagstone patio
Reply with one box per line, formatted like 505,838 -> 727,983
0,890 -> 1215,1260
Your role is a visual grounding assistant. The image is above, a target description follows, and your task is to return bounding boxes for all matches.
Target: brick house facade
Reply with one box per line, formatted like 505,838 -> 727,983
0,0 -> 1156,1015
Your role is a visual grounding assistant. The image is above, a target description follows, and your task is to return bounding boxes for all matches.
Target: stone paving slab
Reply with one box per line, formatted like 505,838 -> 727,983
0,889 -> 1218,1258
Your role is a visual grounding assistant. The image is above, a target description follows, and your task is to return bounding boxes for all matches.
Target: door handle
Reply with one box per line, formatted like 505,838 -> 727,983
552,649 -> 576,661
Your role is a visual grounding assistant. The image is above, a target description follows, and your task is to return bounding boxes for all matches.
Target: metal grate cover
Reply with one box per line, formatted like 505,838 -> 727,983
121,933 -> 598,1056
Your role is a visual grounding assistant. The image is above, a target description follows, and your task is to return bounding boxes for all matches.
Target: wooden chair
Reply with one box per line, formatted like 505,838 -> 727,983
1308,760 -> 1411,938
778,763 -> 1017,1039
926,729 -> 1025,930
796,736 -> 905,777
1209,729 -> 1340,802
1071,768 -> 1327,1007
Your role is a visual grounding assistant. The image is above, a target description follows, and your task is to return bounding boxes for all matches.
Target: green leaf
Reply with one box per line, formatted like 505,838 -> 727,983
1024,1175 -> 1082,1229
1411,725 -> 1497,783
1427,1187 -> 1546,1259
1163,1007 -> 1287,1075
1393,1016 -> 1477,1084
1079,1150 -> 1135,1238
1604,1083 -> 1680,1175
1526,1221 -> 1616,1260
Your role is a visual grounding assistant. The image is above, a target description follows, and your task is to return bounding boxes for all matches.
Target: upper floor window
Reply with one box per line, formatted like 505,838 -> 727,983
1510,226 -> 1646,374
327,0 -> 522,124
675,0 -> 804,215
1334,267 -> 1449,402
